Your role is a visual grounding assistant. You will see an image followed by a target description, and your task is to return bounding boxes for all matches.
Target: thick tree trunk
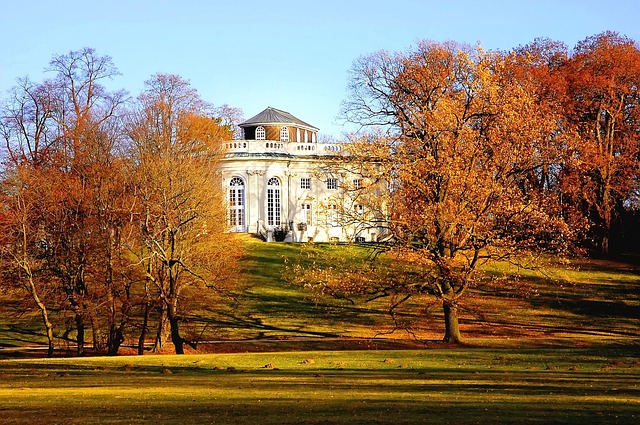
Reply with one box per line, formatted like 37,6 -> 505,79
442,300 -> 462,344
75,314 -> 85,356
90,314 -> 102,351
601,234 -> 610,257
107,324 -> 124,356
169,315 -> 184,355
40,310 -> 55,358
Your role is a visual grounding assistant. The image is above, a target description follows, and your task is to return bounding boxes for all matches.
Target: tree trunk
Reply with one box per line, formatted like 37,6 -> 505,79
442,300 -> 462,344
26,276 -> 55,358
75,314 -> 85,356
107,324 -> 124,356
601,234 -> 610,257
90,313 -> 102,351
45,324 -> 55,358
41,310 -> 55,358
167,293 -> 184,354
138,302 -> 151,355
600,210 -> 611,256
152,304 -> 169,353
169,315 -> 184,355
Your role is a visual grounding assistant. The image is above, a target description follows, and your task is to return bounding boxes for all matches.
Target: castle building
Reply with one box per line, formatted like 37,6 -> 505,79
219,107 -> 384,242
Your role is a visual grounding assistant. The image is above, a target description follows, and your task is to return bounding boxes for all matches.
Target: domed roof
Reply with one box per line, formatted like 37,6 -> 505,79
240,107 -> 318,131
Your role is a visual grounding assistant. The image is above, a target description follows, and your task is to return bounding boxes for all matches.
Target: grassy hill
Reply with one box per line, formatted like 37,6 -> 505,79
1,235 -> 639,354
233,237 -> 640,348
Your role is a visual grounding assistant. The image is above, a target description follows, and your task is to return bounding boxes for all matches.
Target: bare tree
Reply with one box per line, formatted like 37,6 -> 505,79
126,74 -> 242,354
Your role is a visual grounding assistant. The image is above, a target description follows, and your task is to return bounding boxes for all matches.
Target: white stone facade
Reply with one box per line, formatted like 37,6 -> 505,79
219,107 -> 384,242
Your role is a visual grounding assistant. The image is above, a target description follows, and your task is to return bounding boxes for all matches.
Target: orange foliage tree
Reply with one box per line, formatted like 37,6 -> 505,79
126,74 -> 242,355
1,54 -> 241,356
0,49 -> 129,356
298,41 -> 577,343
560,32 -> 640,255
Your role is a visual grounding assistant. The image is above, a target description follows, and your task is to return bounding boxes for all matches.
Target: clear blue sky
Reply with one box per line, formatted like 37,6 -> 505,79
1,0 -> 639,138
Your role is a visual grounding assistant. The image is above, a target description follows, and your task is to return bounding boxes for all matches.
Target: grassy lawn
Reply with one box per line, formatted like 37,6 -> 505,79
1,237 -> 639,423
1,348 -> 638,424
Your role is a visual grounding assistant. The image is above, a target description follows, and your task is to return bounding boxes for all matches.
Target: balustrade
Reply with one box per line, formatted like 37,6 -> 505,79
223,140 -> 345,156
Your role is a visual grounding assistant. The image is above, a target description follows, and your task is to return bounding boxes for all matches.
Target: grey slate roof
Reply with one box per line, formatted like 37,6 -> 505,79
239,107 -> 319,131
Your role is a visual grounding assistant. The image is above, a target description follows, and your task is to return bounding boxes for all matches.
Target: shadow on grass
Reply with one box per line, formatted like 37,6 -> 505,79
0,325 -> 48,348
1,358 -> 639,425
532,297 -> 639,319
191,311 -> 340,339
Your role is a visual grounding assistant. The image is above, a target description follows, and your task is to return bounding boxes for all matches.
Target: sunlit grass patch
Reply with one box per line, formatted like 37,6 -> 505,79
1,348 -> 638,424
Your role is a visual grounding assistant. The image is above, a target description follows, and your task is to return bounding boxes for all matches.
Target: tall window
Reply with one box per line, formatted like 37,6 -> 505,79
301,203 -> 312,225
267,177 -> 281,226
300,177 -> 311,190
326,178 -> 338,190
353,179 -> 362,190
229,177 -> 245,231
280,126 -> 289,142
256,126 -> 266,140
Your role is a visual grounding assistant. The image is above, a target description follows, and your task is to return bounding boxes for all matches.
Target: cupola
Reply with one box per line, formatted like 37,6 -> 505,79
239,107 -> 319,143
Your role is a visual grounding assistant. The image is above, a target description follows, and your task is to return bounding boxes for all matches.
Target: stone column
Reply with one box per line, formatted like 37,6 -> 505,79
247,169 -> 265,233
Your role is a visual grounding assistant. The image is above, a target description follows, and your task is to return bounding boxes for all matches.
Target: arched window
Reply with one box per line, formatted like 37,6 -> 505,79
267,177 -> 281,226
280,126 -> 289,142
229,177 -> 245,232
256,126 -> 266,140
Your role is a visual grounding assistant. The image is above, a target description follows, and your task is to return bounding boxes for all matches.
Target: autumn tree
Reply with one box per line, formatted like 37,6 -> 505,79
0,168 -> 58,357
297,41 -> 576,343
0,78 -> 57,356
43,48 -> 128,355
126,74 -> 242,354
0,48 -> 128,355
560,32 -> 640,255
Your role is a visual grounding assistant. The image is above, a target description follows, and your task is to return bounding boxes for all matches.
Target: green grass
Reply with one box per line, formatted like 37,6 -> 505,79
1,238 -> 639,423
200,238 -> 402,341
233,238 -> 640,347
1,348 -> 638,424
1,236 -> 639,350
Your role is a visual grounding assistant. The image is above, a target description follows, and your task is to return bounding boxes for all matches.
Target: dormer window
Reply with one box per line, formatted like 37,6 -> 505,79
256,126 -> 266,140
280,126 -> 289,142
